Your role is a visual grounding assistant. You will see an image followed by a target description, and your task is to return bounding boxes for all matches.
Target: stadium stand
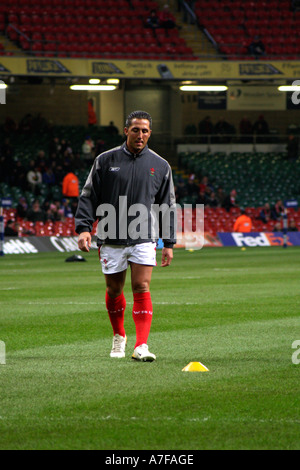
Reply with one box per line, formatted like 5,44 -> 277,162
1,117 -> 299,238
0,1 -> 299,239
1,0 -> 195,60
194,0 -> 300,59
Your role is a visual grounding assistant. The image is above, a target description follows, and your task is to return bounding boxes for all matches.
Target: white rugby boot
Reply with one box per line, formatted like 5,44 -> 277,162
110,334 -> 127,358
132,344 -> 156,362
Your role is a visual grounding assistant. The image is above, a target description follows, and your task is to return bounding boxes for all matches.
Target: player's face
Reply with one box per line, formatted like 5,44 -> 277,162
124,118 -> 152,154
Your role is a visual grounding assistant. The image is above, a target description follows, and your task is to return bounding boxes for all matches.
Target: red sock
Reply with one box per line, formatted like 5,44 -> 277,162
105,291 -> 126,338
132,292 -> 153,348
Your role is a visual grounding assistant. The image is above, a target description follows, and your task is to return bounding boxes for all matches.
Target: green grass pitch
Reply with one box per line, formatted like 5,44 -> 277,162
0,247 -> 299,450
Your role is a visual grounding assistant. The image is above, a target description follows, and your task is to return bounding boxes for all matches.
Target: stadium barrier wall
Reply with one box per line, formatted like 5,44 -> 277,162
2,232 -> 300,255
218,232 -> 300,247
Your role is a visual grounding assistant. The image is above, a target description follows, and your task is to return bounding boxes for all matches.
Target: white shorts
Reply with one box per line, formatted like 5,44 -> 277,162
98,242 -> 157,274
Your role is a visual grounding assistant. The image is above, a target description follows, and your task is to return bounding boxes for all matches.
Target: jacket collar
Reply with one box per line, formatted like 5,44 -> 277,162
122,142 -> 148,158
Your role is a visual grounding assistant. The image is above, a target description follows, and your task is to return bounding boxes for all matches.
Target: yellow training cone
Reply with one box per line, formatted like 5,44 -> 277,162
182,361 -> 209,372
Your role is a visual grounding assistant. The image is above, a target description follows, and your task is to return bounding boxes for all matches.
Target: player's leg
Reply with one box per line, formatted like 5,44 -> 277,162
104,270 -> 127,357
99,245 -> 128,357
130,262 -> 156,361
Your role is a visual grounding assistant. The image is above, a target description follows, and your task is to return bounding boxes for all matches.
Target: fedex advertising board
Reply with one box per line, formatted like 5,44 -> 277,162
218,232 -> 300,247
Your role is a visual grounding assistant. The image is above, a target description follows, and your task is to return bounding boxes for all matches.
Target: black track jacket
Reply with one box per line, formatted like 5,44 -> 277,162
75,142 -> 177,248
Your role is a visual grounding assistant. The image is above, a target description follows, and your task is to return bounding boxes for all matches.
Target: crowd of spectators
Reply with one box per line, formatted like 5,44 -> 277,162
1,111 -> 298,237
0,119 -> 109,232
185,114 -> 273,143
175,172 -> 239,212
145,4 -> 180,35
0,137 -> 84,193
175,173 -> 298,232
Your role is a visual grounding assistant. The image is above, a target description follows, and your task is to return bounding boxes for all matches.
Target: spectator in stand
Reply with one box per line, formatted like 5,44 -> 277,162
1,137 -> 14,159
46,201 -> 64,222
59,139 -> 69,157
27,162 -> 42,195
19,113 -> 33,134
186,175 -> 199,197
4,220 -> 19,237
49,136 -> 61,156
72,151 -> 83,171
204,183 -> 215,201
259,202 -> 272,224
158,4 -> 179,31
145,9 -> 161,31
288,219 -> 298,231
248,35 -> 265,59
175,177 -> 188,203
36,149 -> 48,168
11,160 -> 27,191
199,175 -> 208,194
239,116 -> 253,143
61,198 -> 73,218
286,134 -> 299,160
273,221 -> 282,232
198,116 -> 213,135
206,190 -> 218,208
107,121 -> 119,135
42,167 -> 56,187
196,188 -> 207,205
16,196 -> 28,219
223,189 -> 238,212
253,115 -> 269,142
62,169 -> 79,202
215,186 -> 226,208
214,116 -> 235,143
273,200 -> 284,219
61,141 -> 73,162
82,135 -> 95,168
27,200 -> 46,223
196,185 -> 207,205
233,208 -> 252,232
198,116 -> 213,143
88,98 -> 97,126
53,163 -> 65,186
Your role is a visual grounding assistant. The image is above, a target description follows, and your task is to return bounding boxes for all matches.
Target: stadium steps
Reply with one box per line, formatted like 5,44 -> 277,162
171,15 -> 219,59
155,0 -> 219,58
179,29 -> 219,59
0,33 -> 23,55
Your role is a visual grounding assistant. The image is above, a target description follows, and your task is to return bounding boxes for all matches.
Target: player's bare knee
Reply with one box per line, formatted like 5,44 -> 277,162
132,281 -> 150,293
106,285 -> 123,298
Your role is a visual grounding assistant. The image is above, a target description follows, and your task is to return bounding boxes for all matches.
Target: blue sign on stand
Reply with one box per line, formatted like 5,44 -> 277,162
1,198 -> 12,208
284,199 -> 298,209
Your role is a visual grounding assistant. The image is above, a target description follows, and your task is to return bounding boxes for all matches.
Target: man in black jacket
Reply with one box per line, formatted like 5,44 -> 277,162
75,111 -> 176,362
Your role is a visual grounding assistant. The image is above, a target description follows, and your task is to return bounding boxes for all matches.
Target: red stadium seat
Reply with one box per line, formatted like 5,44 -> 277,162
1,0 -> 197,60
196,0 -> 300,60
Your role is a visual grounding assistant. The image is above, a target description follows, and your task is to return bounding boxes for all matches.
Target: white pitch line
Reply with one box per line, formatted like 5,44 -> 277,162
26,301 -> 199,306
0,287 -> 20,290
0,414 -> 299,425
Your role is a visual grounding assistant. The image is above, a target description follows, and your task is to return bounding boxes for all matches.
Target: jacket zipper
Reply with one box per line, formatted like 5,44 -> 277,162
129,154 -> 137,207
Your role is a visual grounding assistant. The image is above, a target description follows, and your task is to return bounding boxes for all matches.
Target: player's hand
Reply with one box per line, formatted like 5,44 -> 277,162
78,232 -> 92,252
161,247 -> 173,267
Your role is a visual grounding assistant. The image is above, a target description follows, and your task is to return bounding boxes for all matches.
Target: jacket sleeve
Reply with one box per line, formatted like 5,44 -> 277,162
75,158 -> 101,234
155,164 -> 177,248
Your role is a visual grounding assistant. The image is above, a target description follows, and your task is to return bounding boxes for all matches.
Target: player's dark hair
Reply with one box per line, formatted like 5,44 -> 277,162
125,110 -> 152,129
